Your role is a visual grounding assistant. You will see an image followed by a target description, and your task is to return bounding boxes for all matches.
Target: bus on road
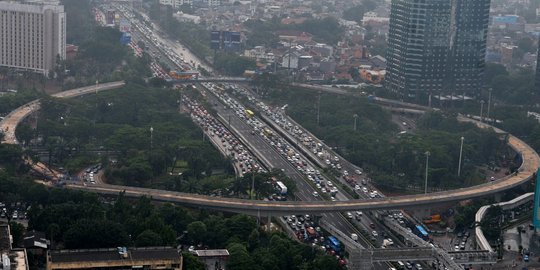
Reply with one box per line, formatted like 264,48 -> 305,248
326,236 -> 342,252
414,225 -> 429,241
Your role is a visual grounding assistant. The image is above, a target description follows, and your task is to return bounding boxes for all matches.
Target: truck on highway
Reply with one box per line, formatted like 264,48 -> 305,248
275,181 -> 287,195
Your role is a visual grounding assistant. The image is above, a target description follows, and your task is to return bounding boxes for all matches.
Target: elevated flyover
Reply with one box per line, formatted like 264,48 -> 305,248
2,81 -> 538,216
0,81 -> 126,144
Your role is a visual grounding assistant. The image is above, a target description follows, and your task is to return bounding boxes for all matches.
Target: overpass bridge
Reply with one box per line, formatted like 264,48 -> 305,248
319,219 -> 462,270
0,81 -> 126,144
1,81 -> 538,218
290,83 -> 439,112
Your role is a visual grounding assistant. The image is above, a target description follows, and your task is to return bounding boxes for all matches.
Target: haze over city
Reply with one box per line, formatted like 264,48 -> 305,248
1,0 -> 540,270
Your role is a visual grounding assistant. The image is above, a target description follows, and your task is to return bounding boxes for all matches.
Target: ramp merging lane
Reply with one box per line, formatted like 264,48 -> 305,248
1,82 -> 538,214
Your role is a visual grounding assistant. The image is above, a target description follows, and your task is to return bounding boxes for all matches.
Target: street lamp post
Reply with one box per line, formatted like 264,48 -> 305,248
150,126 -> 154,150
353,114 -> 358,131
458,136 -> 464,177
424,151 -> 430,194
480,100 -> 485,122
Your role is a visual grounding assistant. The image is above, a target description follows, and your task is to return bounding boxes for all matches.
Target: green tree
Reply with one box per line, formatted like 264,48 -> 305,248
182,253 -> 206,270
135,230 -> 163,247
227,243 -> 256,270
187,221 -> 207,244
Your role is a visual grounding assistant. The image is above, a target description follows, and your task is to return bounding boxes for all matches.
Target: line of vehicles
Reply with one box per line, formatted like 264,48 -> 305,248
83,164 -> 102,185
220,83 -> 460,270
110,4 -> 197,78
183,95 -> 264,176
113,5 -> 458,269
201,82 -> 363,266
283,213 -> 348,266
0,202 -> 28,220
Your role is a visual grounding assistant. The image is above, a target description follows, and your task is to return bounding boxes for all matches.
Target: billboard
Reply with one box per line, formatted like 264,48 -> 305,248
210,31 -> 221,50
534,168 -> 540,228
211,31 -> 241,51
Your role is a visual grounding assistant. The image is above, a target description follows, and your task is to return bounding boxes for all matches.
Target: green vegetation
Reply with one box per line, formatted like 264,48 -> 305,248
2,172 -> 341,269
63,26 -> 152,88
214,53 -> 257,76
59,1 -> 152,88
265,86 -> 506,190
231,170 -> 297,199
342,0 -> 378,24
484,63 -> 537,105
0,83 -> 42,115
28,85 -> 232,190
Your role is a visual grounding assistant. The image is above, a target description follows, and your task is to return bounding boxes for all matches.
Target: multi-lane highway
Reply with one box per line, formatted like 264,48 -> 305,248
1,69 -> 538,218
201,86 -> 374,251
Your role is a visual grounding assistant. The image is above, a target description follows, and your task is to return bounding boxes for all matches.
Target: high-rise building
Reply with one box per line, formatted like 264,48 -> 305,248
385,0 -> 490,99
0,1 -> 66,76
535,37 -> 540,93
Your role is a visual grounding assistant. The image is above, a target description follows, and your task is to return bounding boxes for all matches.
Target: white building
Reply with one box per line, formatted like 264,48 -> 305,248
173,11 -> 201,24
0,1 -> 66,76
208,0 -> 221,7
244,46 -> 275,63
159,0 -> 192,8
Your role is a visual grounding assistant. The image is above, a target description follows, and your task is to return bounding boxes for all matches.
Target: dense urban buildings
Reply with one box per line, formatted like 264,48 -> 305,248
0,1 -> 66,76
385,0 -> 490,99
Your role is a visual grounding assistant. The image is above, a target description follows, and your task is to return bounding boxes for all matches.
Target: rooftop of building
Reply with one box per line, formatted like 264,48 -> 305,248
0,1 -> 64,12
195,249 -> 229,257
49,247 -> 181,264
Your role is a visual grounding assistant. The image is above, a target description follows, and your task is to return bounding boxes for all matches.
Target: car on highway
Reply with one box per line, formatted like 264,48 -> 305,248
371,231 -> 378,237
312,191 -> 319,197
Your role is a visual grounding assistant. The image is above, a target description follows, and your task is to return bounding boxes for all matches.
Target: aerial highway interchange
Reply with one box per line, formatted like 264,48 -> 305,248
1,4 -> 538,270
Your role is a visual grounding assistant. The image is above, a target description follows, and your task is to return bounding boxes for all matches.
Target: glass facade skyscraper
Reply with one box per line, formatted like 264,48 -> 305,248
385,0 -> 490,99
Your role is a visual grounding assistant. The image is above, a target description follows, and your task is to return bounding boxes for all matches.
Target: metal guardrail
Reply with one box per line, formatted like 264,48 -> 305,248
447,250 -> 497,264
321,219 -> 460,270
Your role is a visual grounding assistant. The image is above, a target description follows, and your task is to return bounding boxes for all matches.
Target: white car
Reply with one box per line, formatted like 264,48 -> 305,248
355,169 -> 362,175
312,191 -> 319,197
371,231 -> 378,237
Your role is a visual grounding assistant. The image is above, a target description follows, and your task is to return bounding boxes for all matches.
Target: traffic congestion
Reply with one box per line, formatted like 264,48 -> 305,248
92,3 -> 464,268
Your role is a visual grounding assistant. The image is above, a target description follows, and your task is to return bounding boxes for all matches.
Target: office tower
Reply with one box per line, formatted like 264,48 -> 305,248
0,1 -> 66,76
536,37 -> 540,93
385,0 -> 490,99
